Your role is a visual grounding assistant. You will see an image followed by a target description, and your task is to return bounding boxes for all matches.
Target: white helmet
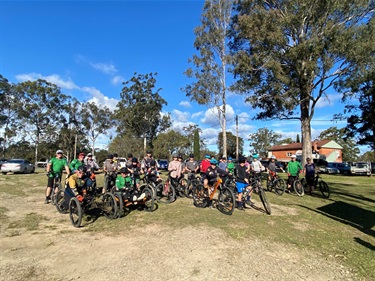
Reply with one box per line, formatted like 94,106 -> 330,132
271,155 -> 276,159
291,154 -> 297,158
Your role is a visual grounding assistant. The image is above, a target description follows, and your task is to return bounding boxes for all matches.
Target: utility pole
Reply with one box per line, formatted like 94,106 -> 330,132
236,115 -> 239,160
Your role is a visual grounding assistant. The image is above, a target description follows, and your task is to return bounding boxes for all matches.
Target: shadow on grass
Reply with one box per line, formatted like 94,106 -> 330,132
331,190 -> 375,204
354,237 -> 375,251
300,201 -> 375,238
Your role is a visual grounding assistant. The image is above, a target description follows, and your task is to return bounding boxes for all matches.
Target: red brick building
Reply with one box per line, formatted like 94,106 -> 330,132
269,140 -> 343,162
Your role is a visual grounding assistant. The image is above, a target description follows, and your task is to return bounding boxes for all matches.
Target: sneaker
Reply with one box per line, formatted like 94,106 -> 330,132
137,193 -> 146,200
238,205 -> 245,211
132,195 -> 138,201
44,198 -> 50,204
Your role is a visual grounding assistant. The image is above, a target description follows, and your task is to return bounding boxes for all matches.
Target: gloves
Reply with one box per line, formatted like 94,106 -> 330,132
288,173 -> 291,176
76,195 -> 83,202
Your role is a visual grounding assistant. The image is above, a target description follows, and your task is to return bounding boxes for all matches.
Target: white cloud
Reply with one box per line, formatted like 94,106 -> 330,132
201,128 -> 220,146
315,94 -> 342,108
89,62 -> 117,75
191,111 -> 204,119
172,109 -> 190,122
15,73 -> 79,90
201,104 -> 235,126
111,75 -> 124,85
82,87 -> 119,111
179,101 -> 191,108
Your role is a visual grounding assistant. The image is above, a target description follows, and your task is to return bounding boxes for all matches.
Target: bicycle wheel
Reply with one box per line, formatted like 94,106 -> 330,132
102,193 -> 118,219
217,186 -> 235,215
69,197 -> 83,228
178,178 -> 188,197
156,182 -> 176,204
193,184 -> 208,208
319,181 -> 330,198
266,178 -> 273,192
114,192 -> 124,218
293,179 -> 305,196
55,189 -> 68,214
258,188 -> 272,215
274,178 -> 286,195
142,187 -> 155,212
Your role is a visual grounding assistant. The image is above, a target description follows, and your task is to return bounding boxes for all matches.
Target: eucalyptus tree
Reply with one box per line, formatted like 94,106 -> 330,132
115,72 -> 171,154
230,0 -> 375,165
152,130 -> 190,159
15,79 -> 69,164
0,75 -> 21,157
183,0 -> 235,158
217,131 -> 243,157
248,128 -> 281,158
80,101 -> 115,156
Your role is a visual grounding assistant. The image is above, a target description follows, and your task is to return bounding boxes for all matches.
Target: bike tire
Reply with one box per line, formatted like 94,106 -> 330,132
178,178 -> 188,197
259,188 -> 272,215
266,178 -> 272,192
319,181 -> 330,198
156,182 -> 176,204
192,184 -> 208,208
55,189 -> 68,214
274,178 -> 286,196
69,197 -> 83,228
217,186 -> 235,215
102,193 -> 118,220
293,179 -> 305,196
142,187 -> 155,212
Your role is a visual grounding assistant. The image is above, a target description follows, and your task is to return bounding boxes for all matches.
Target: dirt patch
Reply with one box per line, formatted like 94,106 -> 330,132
0,185 -> 360,281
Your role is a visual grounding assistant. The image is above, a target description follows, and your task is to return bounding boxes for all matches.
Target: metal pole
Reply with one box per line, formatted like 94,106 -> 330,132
236,115 -> 239,160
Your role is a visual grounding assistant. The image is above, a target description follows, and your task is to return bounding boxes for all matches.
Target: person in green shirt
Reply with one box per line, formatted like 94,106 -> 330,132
45,150 -> 70,204
69,152 -> 85,174
227,157 -> 235,174
286,154 -> 303,192
115,167 -> 144,201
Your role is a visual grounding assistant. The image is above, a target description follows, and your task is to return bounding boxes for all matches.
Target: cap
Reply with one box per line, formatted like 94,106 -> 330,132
79,153 -> 85,157
56,150 -> 63,154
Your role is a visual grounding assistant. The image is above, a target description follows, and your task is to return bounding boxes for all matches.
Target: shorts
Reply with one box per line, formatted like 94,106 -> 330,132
288,176 -> 297,186
235,182 -> 248,193
306,175 -> 315,186
47,175 -> 62,188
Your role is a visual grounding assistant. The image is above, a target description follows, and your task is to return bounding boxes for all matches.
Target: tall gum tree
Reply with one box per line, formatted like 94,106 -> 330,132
230,0 -> 374,165
183,0 -> 235,158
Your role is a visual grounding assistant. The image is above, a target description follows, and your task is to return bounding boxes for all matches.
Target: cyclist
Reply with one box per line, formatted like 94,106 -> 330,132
168,154 -> 182,188
146,160 -> 162,184
185,154 -> 199,180
103,154 -> 118,194
235,156 -> 250,211
218,156 -> 227,171
200,154 -> 211,180
45,150 -> 70,204
129,157 -> 142,188
115,167 -> 145,202
141,150 -> 155,173
227,157 -> 235,175
267,155 -> 284,181
69,152 -> 85,174
204,158 -> 227,196
64,165 -> 87,207
177,155 -> 185,182
304,156 -> 316,195
286,154 -> 303,193
84,153 -> 99,171
250,154 -> 263,178
126,153 -> 133,168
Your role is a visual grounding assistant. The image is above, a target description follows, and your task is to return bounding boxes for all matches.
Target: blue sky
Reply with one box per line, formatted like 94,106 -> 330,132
1,0 -> 358,155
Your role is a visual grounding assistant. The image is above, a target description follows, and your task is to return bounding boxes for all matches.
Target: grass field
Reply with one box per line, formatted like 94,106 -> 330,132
0,170 -> 374,279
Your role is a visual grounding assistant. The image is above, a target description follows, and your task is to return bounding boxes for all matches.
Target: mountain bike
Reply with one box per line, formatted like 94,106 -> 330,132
246,172 -> 271,215
301,173 -> 330,198
192,178 -> 235,215
50,174 -> 62,205
266,171 -> 286,195
179,173 -> 201,199
292,174 -> 305,196
154,176 -> 176,204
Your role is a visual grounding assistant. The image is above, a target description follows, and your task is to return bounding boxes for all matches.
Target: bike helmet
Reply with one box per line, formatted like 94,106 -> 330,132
228,156 -> 233,161
132,157 -> 138,163
205,154 -> 210,159
239,156 -> 246,163
291,154 -> 296,158
150,160 -> 157,166
77,165 -> 87,173
210,159 -> 218,165
127,153 -> 133,158
252,154 -> 259,159
146,150 -> 152,154
56,149 -> 63,154
270,155 -> 276,159
306,156 -> 311,160
108,154 -> 114,159
120,167 -> 129,174
113,153 -> 118,157
189,154 -> 194,158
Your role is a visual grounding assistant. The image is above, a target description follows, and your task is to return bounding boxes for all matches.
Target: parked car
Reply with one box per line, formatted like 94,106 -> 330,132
117,157 -> 127,168
0,159 -> 7,166
350,162 -> 371,176
158,159 -> 169,170
327,162 -> 351,174
1,159 -> 35,174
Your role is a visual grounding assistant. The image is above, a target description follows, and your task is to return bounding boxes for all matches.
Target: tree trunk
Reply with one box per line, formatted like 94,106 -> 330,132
300,94 -> 312,167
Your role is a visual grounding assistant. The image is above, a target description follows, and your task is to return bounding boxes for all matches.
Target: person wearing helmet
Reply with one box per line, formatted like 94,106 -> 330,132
69,152 -> 85,174
84,153 -> 99,171
168,154 -> 182,188
103,154 -> 118,194
126,153 -> 133,169
145,159 -> 162,184
141,150 -> 155,173
200,154 -> 211,180
250,153 -> 263,174
129,157 -> 142,188
185,154 -> 199,180
115,167 -> 145,202
304,156 -> 316,195
64,165 -> 88,207
286,154 -> 303,192
267,155 -> 284,183
204,158 -> 228,197
235,156 -> 251,210
45,149 -> 70,204
227,156 -> 235,175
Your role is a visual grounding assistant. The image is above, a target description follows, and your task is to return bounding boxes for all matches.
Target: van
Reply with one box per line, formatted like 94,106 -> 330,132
350,162 -> 371,176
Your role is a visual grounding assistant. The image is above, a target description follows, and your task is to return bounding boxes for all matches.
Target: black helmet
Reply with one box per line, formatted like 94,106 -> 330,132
146,150 -> 152,154
108,154 -> 114,159
127,153 -> 133,158
77,165 -> 87,173
120,167 -> 129,174
113,153 -> 118,157
150,160 -> 157,166
132,157 -> 138,163
239,156 -> 246,163
189,154 -> 194,158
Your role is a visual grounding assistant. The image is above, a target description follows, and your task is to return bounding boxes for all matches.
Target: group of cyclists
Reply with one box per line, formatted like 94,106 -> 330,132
44,148 -> 316,213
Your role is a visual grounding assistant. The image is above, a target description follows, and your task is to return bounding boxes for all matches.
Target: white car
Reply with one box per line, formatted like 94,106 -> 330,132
1,159 -> 35,174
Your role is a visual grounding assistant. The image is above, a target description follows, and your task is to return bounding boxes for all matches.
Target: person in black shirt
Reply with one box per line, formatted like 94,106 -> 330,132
235,156 -> 250,210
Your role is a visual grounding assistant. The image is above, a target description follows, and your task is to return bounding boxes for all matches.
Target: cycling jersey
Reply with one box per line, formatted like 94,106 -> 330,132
227,162 -> 235,174
48,157 -> 68,177
287,161 -> 303,176
69,159 -> 83,172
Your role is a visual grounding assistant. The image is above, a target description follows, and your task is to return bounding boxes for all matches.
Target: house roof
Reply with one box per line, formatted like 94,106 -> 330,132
270,140 -> 340,151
